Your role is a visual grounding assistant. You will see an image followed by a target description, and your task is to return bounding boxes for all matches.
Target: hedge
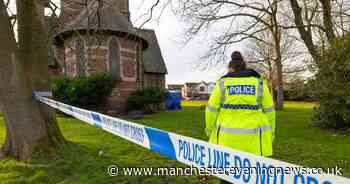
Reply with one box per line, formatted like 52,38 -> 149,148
51,74 -> 114,108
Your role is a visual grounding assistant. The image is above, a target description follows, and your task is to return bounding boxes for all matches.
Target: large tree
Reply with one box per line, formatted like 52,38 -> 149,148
288,0 -> 350,128
0,0 -> 65,161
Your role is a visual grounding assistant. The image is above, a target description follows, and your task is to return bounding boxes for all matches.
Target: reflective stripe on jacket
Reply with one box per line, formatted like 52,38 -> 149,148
205,71 -> 276,156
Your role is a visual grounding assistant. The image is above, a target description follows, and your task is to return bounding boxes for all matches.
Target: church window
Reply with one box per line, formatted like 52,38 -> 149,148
75,37 -> 86,76
108,36 -> 121,80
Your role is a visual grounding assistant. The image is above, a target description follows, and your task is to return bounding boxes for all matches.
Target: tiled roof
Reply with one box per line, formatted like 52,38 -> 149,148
55,2 -> 147,48
137,29 -> 168,74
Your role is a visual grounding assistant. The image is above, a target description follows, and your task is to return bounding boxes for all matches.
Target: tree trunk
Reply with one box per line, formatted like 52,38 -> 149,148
289,0 -> 321,61
273,29 -> 284,109
319,0 -> 335,43
0,0 -> 65,161
274,58 -> 284,109
271,0 -> 284,109
18,0 -> 66,149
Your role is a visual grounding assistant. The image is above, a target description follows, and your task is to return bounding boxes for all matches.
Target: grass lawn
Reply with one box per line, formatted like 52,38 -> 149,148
0,101 -> 349,183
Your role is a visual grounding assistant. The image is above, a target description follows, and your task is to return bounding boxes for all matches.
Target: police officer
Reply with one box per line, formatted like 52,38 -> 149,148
205,51 -> 276,184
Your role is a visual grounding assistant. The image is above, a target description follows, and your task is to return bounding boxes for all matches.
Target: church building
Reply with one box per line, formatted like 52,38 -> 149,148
52,0 -> 168,111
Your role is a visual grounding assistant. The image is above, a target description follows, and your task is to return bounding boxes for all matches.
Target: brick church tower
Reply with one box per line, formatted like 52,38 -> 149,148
55,0 -> 160,112
53,0 -> 167,112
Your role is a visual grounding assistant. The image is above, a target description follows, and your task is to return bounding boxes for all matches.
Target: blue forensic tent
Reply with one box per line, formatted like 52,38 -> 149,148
165,91 -> 182,110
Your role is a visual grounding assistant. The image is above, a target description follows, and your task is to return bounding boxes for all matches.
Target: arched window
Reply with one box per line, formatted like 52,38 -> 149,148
108,37 -> 121,80
75,37 -> 86,76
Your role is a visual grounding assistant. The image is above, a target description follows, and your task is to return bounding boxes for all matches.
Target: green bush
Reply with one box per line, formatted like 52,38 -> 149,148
52,74 -> 114,108
312,34 -> 350,129
126,88 -> 168,112
284,80 -> 316,101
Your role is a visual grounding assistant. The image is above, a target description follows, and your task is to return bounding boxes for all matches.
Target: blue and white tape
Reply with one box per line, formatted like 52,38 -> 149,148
33,91 -> 53,97
35,95 -> 350,184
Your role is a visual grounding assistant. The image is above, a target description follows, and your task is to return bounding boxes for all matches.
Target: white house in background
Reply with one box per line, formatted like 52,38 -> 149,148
181,81 -> 215,100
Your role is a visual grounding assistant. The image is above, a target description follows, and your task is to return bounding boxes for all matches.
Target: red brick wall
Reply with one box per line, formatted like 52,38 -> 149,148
63,38 -> 76,76
54,0 -> 165,112
54,46 -> 65,74
59,35 -> 141,78
48,68 -> 61,76
109,38 -> 141,112
86,37 -> 108,75
120,39 -> 138,81
105,81 -> 139,112
54,34 -> 150,112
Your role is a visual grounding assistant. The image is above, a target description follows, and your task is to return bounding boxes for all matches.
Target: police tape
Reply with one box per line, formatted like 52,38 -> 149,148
34,95 -> 350,184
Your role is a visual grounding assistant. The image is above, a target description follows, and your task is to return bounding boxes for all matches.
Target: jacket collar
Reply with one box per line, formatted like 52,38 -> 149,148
222,69 -> 261,78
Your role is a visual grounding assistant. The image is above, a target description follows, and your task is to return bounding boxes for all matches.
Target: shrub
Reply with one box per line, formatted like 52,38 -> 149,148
126,88 -> 168,112
52,74 -> 114,108
284,80 -> 316,101
312,34 -> 350,129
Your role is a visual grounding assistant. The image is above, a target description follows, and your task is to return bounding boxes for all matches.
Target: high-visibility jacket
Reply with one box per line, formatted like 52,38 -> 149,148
205,70 -> 276,156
